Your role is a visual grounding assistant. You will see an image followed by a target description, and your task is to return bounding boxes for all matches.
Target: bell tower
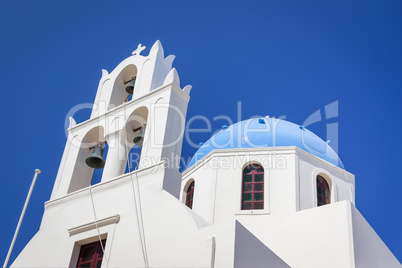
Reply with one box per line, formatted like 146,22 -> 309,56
50,40 -> 192,200
12,41 -> 200,268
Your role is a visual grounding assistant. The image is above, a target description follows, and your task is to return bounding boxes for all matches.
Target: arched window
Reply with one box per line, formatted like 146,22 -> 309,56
317,175 -> 330,206
185,181 -> 195,209
241,164 -> 264,210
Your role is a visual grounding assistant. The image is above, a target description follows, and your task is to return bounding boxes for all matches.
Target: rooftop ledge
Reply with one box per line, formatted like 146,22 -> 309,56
45,161 -> 166,207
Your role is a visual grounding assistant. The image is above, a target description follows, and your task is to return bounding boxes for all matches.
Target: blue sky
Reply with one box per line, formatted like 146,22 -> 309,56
0,0 -> 401,264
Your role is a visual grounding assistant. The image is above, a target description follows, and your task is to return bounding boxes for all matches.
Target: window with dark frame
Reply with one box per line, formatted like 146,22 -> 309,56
76,239 -> 106,268
185,181 -> 195,209
241,164 -> 264,210
317,175 -> 331,206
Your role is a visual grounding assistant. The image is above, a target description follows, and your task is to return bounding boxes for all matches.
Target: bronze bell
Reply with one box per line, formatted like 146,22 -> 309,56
125,77 -> 136,95
133,124 -> 146,147
85,145 -> 105,169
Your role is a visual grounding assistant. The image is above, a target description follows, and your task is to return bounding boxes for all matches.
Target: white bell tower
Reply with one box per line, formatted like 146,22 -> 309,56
12,41 -> 212,268
51,40 -> 192,200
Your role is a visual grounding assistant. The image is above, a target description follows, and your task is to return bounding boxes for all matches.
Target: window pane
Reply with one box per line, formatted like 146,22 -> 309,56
254,183 -> 263,191
243,183 -> 252,192
254,193 -> 263,201
254,174 -> 263,182
242,165 -> 264,211
77,240 -> 106,268
243,167 -> 252,174
243,175 -> 252,182
253,202 -> 264,209
242,202 -> 252,210
317,176 -> 330,206
243,193 -> 252,201
81,247 -> 96,262
255,166 -> 264,173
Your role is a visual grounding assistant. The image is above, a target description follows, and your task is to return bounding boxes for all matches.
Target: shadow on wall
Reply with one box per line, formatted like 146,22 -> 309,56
234,221 -> 290,268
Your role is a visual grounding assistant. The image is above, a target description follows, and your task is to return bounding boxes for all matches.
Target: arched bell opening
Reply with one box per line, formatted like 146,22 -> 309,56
68,126 -> 106,193
124,106 -> 149,173
91,142 -> 108,185
108,65 -> 138,110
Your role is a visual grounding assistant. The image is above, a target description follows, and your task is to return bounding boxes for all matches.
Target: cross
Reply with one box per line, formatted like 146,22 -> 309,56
132,44 -> 146,55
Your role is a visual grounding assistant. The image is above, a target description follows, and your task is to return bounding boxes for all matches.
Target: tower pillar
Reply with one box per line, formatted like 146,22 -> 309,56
102,131 -> 127,182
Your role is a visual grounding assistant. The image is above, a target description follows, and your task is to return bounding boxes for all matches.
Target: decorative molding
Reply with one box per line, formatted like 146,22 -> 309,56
68,214 -> 120,236
163,68 -> 180,87
183,85 -> 192,96
165,55 -> 176,69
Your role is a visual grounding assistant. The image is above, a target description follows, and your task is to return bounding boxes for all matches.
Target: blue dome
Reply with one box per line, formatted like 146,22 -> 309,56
187,117 -> 344,169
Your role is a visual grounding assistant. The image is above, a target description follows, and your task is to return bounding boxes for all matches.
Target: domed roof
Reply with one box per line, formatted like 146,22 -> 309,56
187,117 -> 344,169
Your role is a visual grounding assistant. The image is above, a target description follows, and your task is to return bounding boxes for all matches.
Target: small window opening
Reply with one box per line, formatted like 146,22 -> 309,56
241,164 -> 264,210
76,239 -> 106,268
185,181 -> 195,209
317,175 -> 331,206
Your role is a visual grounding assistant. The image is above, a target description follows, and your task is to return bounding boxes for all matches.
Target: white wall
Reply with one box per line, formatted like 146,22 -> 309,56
237,201 -> 355,268
13,164 -> 213,268
182,147 -> 355,220
297,150 -> 355,211
351,204 -> 401,267
180,147 -> 361,267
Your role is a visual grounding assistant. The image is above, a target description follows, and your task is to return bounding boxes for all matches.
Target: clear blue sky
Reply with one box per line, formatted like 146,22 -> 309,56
0,0 -> 401,264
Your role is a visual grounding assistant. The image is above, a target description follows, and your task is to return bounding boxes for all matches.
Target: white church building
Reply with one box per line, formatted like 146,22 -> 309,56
12,41 -> 400,267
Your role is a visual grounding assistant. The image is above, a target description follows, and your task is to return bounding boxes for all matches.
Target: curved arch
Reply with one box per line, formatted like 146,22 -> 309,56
109,64 -> 138,110
123,106 -> 149,172
124,106 -> 149,147
183,179 -> 195,209
82,126 -> 106,148
154,97 -> 165,104
312,168 -> 336,206
68,126 -> 106,193
183,178 -> 195,193
241,163 -> 264,210
316,173 -> 331,206
241,161 -> 264,171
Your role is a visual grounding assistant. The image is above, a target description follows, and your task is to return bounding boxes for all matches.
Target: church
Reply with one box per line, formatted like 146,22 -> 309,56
11,41 -> 400,267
